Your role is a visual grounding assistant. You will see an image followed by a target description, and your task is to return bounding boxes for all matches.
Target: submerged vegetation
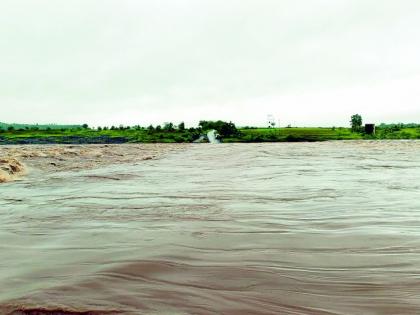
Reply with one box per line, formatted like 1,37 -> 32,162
0,119 -> 419,144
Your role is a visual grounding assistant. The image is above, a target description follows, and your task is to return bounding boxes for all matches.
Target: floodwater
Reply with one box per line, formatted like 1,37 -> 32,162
1,141 -> 420,315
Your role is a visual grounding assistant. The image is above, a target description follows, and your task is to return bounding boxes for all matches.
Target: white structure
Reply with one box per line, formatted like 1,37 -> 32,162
267,114 -> 276,128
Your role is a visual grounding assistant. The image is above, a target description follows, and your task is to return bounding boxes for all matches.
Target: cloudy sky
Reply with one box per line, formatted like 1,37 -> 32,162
1,0 -> 420,127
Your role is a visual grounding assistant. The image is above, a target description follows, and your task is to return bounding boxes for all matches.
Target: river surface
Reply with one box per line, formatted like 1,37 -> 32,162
1,141 -> 420,315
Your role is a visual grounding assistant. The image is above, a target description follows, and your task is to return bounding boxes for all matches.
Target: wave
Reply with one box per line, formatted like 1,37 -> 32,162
0,158 -> 26,183
4,307 -> 118,315
0,144 -> 187,183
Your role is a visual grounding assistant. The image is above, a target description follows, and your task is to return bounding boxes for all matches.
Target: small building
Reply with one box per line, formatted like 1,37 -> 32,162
365,124 -> 376,135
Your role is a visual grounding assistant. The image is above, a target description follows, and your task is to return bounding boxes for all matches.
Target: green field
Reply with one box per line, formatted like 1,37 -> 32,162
225,127 -> 361,142
0,128 -> 199,144
0,122 -> 82,130
235,127 -> 420,142
0,125 -> 419,144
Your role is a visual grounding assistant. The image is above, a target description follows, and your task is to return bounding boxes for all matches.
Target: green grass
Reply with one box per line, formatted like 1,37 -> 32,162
0,126 -> 419,144
374,127 -> 420,139
0,128 -> 199,144
0,122 -> 82,130
232,127 -> 420,142
228,127 -> 361,142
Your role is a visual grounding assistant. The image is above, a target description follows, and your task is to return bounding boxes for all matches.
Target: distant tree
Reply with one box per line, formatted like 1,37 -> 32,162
178,122 -> 185,131
8,126 -> 14,131
350,114 -> 363,132
110,126 -> 116,130
198,120 -> 210,130
163,122 -> 174,132
219,121 -> 238,137
82,123 -> 89,129
198,120 -> 239,137
147,125 -> 155,131
155,125 -> 162,131
199,120 -> 239,137
103,126 -> 109,130
97,127 -> 102,131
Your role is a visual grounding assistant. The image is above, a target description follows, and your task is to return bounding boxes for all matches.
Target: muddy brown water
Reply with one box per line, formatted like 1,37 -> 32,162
1,141 -> 420,315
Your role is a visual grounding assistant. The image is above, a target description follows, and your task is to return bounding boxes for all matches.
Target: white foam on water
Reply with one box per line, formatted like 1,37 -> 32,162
207,130 -> 221,144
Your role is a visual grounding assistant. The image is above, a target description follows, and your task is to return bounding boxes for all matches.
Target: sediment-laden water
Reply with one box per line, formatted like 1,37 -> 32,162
1,141 -> 420,315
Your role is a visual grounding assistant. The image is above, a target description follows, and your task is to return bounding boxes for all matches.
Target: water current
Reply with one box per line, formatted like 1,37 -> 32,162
1,141 -> 420,314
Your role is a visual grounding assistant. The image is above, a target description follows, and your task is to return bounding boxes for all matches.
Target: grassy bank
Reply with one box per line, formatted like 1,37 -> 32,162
0,128 -> 200,144
225,127 -> 359,142
0,126 -> 419,144
226,127 -> 420,142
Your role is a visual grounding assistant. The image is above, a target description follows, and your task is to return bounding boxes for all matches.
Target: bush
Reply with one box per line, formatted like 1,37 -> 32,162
400,132 -> 412,139
174,136 -> 185,143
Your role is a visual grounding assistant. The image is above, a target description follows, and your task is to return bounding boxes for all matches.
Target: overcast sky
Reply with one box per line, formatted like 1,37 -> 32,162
1,0 -> 420,127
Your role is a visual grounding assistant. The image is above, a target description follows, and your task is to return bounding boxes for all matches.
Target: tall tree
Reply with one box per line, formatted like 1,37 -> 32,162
350,114 -> 363,132
163,122 -> 174,132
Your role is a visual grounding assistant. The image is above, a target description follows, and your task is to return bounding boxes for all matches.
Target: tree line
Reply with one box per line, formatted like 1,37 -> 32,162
0,120 -> 240,137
